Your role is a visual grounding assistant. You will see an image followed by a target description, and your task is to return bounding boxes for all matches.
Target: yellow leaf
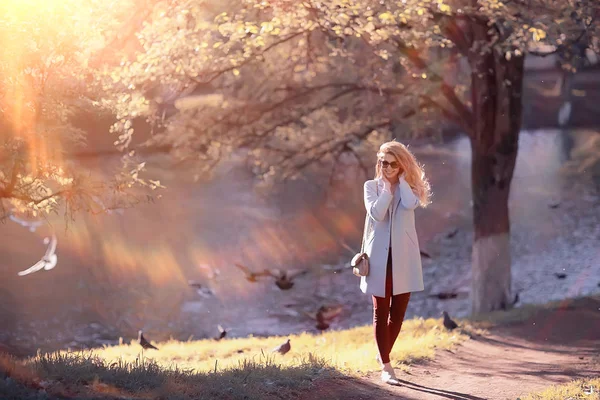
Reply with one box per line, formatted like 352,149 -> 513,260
232,68 -> 240,76
261,21 -> 274,33
378,11 -> 394,22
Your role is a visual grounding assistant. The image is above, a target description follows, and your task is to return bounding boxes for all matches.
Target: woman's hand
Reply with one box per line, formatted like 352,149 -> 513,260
382,176 -> 392,192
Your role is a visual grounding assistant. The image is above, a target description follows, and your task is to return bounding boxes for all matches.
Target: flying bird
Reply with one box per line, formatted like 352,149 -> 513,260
442,311 -> 458,331
429,292 -> 459,300
419,250 -> 432,259
188,280 -> 214,298
304,305 -> 343,331
446,228 -> 459,239
272,338 -> 291,355
17,234 -> 58,276
234,263 -> 272,283
548,201 -> 561,209
138,330 -> 159,350
8,214 -> 44,232
214,325 -> 227,341
315,315 -> 329,330
268,268 -> 308,291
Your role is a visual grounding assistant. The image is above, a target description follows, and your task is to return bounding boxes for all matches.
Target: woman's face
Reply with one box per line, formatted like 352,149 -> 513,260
379,153 -> 402,182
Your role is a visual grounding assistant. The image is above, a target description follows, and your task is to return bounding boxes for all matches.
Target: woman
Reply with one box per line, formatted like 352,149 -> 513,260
361,140 -> 431,385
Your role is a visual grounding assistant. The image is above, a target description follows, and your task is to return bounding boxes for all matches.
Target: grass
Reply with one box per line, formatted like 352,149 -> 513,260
94,317 -> 470,375
0,316 -> 471,399
519,377 -> 600,400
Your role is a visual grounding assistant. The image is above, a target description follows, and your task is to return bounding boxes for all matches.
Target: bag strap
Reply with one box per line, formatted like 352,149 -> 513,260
360,182 -> 378,253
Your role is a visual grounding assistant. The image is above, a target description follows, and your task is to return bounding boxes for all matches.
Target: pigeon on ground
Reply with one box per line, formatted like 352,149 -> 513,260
214,325 -> 227,341
234,263 -> 272,282
442,311 -> 458,331
554,272 -> 567,279
17,234 -> 58,276
272,338 -> 291,355
138,330 -> 159,350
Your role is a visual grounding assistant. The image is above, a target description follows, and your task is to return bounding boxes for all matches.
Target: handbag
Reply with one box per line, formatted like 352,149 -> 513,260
351,213 -> 372,277
351,185 -> 377,277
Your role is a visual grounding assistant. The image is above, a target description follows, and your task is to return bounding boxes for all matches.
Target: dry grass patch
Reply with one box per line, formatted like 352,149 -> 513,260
92,316 -> 469,375
0,316 -> 471,399
519,377 -> 600,400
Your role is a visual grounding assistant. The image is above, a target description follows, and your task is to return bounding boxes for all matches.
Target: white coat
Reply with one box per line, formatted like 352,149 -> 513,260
359,177 -> 424,297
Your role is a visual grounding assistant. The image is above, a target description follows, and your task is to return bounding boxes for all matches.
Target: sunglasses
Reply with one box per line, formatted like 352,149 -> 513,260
378,160 -> 400,170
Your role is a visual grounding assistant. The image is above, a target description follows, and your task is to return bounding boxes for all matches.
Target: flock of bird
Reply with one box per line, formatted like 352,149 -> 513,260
135,313 -> 460,357
136,329 -> 293,355
8,214 -> 570,359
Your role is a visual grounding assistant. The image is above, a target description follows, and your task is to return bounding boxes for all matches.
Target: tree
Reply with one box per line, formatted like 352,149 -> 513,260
0,0 -> 161,221
103,0 -> 598,313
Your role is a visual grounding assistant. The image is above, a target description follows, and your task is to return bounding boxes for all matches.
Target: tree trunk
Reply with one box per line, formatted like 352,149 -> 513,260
469,27 -> 525,314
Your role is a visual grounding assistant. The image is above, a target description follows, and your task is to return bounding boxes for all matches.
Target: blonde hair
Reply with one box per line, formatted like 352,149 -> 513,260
375,141 -> 432,207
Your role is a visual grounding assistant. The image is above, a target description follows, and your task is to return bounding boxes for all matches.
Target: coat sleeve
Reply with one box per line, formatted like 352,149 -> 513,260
398,176 -> 420,210
364,180 -> 393,222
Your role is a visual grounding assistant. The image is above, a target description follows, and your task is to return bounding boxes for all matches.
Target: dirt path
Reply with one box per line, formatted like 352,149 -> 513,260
306,296 -> 600,400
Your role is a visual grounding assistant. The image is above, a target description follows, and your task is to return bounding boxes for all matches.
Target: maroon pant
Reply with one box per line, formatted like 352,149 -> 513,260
372,250 -> 411,364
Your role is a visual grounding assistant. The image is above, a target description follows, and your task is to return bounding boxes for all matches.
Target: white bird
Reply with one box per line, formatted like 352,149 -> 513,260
8,214 -> 44,232
17,234 -> 58,276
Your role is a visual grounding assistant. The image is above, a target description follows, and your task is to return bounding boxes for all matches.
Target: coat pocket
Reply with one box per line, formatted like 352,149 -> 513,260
405,230 -> 418,248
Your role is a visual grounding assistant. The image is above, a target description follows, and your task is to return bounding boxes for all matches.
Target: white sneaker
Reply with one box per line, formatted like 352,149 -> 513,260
381,369 -> 400,385
381,364 -> 400,385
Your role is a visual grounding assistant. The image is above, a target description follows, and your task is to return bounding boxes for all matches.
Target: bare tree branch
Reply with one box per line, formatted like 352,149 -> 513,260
280,120 -> 391,178
197,31 -> 307,84
391,39 -> 475,134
